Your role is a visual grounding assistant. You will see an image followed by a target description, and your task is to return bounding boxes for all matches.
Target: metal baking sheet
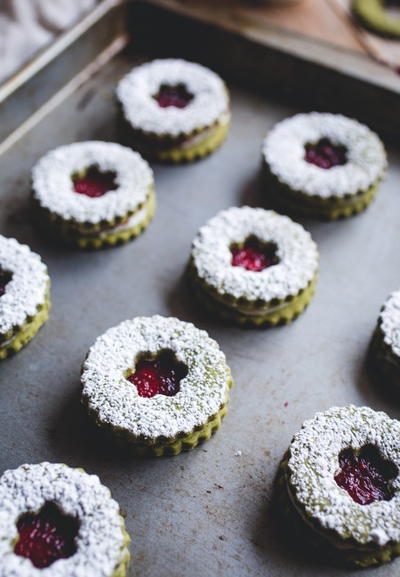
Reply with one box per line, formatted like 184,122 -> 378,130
1,17 -> 400,577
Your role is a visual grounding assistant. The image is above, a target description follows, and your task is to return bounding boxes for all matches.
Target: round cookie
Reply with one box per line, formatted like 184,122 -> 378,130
262,112 -> 386,220
0,236 -> 50,360
32,141 -> 155,249
81,315 -> 233,456
117,59 -> 230,162
189,206 -> 319,327
0,462 -> 130,576
279,405 -> 400,568
370,289 -> 400,387
353,0 -> 400,38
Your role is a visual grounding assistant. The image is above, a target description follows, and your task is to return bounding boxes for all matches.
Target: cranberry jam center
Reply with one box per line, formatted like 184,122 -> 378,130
305,138 -> 347,169
231,238 -> 279,272
14,503 -> 79,569
0,268 -> 12,297
127,350 -> 188,398
154,83 -> 194,109
72,165 -> 117,198
334,445 -> 397,505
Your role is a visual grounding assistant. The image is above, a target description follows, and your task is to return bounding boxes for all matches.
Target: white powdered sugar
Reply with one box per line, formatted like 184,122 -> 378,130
0,236 -> 49,336
0,462 -> 127,577
81,316 -> 231,440
191,207 -> 319,302
32,141 -> 154,224
116,59 -> 230,136
262,113 -> 386,198
287,405 -> 400,546
380,290 -> 400,358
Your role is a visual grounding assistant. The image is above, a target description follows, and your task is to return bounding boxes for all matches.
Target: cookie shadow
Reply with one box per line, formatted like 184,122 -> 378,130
239,171 -> 268,209
356,338 -> 400,414
1,195 -> 39,247
165,267 -> 222,332
250,473 -> 327,573
251,474 -> 349,576
1,195 -> 85,261
238,171 -> 319,234
48,383 -> 148,469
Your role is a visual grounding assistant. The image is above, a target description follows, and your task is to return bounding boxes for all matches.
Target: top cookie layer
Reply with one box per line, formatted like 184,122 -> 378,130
262,113 -> 386,199
117,59 -> 229,137
81,315 -> 231,440
191,206 -> 319,302
32,141 -> 153,224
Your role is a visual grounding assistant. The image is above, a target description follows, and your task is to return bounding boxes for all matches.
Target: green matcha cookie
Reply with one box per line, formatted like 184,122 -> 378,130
117,59 -> 230,163
189,206 -> 319,327
81,315 -> 233,456
32,141 -> 155,249
262,112 -> 386,220
280,406 -> 400,568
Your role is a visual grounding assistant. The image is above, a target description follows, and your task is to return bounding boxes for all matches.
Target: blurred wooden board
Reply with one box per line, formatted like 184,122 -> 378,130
150,0 -> 400,70
135,0 -> 400,136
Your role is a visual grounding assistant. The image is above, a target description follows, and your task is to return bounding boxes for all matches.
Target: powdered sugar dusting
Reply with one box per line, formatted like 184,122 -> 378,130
287,406 -> 400,545
380,290 -> 400,358
117,59 -> 229,136
81,316 -> 231,439
32,142 -> 154,224
191,207 -> 319,301
0,462 -> 127,577
262,113 -> 386,198
0,236 -> 49,336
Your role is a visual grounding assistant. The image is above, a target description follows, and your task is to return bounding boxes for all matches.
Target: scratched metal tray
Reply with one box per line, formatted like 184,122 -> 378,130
1,2 -> 400,577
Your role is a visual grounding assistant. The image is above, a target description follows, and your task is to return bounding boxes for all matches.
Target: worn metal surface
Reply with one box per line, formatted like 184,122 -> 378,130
1,31 -> 400,577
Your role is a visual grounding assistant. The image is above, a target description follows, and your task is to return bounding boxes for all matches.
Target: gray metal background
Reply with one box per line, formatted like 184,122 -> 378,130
1,47 -> 400,577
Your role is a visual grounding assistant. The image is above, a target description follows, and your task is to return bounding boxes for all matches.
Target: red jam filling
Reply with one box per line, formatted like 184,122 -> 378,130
153,84 -> 194,109
127,350 -> 188,398
305,138 -> 347,169
334,445 -> 397,505
231,238 -> 279,272
0,269 -> 12,297
72,166 -> 117,198
14,503 -> 79,569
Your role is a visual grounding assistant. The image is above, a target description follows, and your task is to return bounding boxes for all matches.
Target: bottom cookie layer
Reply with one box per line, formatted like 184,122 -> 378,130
132,401 -> 230,457
0,293 -> 50,360
84,382 -> 232,457
126,122 -> 229,163
264,164 -> 379,220
277,457 -> 400,568
74,190 -> 155,249
191,275 -> 317,327
112,523 -> 131,577
40,191 -> 155,250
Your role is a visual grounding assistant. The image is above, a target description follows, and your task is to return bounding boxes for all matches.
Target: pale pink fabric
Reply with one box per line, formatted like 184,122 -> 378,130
0,0 -> 97,84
